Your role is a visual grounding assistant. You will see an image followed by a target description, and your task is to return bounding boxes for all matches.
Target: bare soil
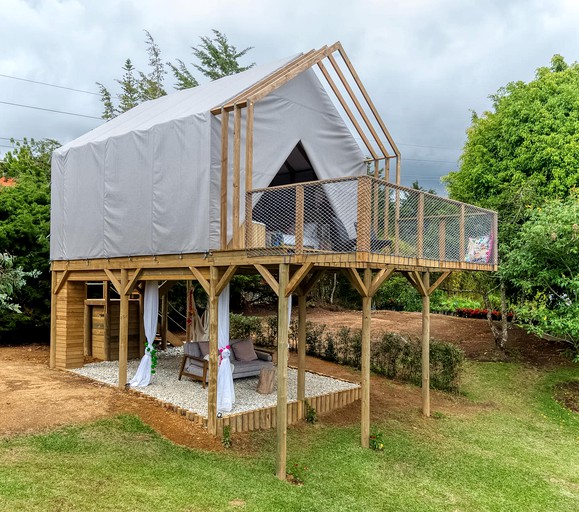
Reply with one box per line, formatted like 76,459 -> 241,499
0,310 -> 574,448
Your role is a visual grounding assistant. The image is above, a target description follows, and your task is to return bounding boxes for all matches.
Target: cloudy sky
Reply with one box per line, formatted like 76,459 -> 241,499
1,0 -> 579,193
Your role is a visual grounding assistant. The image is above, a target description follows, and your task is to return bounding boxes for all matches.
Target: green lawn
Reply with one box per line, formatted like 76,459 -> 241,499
0,363 -> 577,512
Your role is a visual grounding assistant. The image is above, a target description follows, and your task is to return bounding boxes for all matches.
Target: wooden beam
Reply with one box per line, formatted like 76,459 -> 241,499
286,262 -> 314,296
337,45 -> 401,160
104,282 -> 111,361
83,301 -> 92,357
232,106 -> 242,249
54,270 -> 70,295
207,266 -> 219,435
220,108 -> 229,249
294,185 -> 305,254
160,292 -> 168,350
276,263 -> 290,480
297,294 -> 307,403
49,270 -> 57,369
428,271 -> 451,296
124,268 -> 142,296
244,101 -> 254,250
412,270 -> 428,297
327,53 -> 390,158
422,271 -> 431,417
255,264 -> 279,296
361,268 -> 372,448
342,268 -> 368,297
118,269 -> 129,388
459,204 -> 466,262
216,265 -> 238,296
104,269 -> 121,294
317,61 -> 378,159
356,176 -> 372,253
369,267 -> 395,297
189,266 -> 210,295
417,194 -> 424,258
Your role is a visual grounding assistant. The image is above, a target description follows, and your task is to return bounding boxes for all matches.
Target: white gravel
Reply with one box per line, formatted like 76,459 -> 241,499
71,347 -> 359,417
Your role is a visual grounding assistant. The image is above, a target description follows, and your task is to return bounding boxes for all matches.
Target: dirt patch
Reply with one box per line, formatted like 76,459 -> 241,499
553,381 -> 579,413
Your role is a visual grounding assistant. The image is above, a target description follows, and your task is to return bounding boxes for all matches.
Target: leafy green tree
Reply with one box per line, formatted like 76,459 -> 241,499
0,139 -> 55,340
0,253 -> 37,313
502,193 -> 579,359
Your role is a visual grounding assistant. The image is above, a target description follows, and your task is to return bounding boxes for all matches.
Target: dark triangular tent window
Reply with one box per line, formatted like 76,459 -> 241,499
268,142 -> 318,187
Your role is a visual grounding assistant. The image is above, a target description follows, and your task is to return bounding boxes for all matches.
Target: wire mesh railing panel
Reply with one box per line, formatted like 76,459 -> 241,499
245,176 -> 497,265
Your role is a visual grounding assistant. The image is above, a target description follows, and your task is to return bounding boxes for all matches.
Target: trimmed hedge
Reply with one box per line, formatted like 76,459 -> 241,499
229,313 -> 464,393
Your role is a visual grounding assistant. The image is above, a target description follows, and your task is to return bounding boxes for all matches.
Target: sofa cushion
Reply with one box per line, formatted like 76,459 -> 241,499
198,341 -> 209,357
231,339 -> 258,361
184,341 -> 202,358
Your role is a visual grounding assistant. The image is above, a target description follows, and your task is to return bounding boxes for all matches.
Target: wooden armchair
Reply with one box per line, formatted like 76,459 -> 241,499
178,341 -> 209,388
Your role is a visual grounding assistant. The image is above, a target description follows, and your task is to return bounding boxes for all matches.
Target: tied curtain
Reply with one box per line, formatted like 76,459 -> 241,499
217,283 -> 235,412
129,281 -> 159,387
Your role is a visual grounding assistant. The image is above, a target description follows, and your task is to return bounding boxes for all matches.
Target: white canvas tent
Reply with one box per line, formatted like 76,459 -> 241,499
50,54 -> 366,261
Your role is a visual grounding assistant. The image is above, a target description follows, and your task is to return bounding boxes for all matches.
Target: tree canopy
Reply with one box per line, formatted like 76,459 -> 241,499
98,29 -> 254,118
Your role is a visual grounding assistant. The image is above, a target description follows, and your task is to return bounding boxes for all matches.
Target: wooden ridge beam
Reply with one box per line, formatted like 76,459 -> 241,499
428,271 -> 451,296
317,61 -> 378,160
189,266 -> 210,295
53,270 -> 70,295
327,53 -> 390,159
104,269 -> 121,294
210,51 -> 315,115
255,264 -> 279,296
286,263 -> 314,296
216,265 -> 238,296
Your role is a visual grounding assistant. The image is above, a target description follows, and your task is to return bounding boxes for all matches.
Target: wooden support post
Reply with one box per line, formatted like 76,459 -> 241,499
297,294 -> 307,403
439,218 -> 447,261
373,161 -> 379,231
422,271 -> 430,417
83,300 -> 92,357
361,268 -> 372,448
185,281 -> 192,342
220,108 -> 229,250
277,263 -> 290,480
232,106 -> 242,248
207,266 -> 219,435
356,176 -> 371,253
49,270 -> 57,369
160,292 -> 168,351
295,185 -> 305,254
394,189 -> 400,254
118,269 -> 129,389
459,204 -> 466,262
245,101 -> 254,249
417,193 -> 424,258
138,288 -> 145,356
104,282 -> 111,361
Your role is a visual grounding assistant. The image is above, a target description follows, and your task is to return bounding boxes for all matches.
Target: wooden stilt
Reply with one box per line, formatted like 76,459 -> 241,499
104,282 -> 111,361
422,271 -> 430,417
185,281 -> 192,342
83,299 -> 92,357
138,288 -> 145,356
49,270 -> 57,369
118,269 -> 129,388
207,266 -> 219,435
297,294 -> 306,402
161,292 -> 168,350
361,268 -> 372,448
277,263 -> 290,480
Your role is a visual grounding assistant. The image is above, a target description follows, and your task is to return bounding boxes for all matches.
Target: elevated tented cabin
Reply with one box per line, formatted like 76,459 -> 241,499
50,42 -> 497,479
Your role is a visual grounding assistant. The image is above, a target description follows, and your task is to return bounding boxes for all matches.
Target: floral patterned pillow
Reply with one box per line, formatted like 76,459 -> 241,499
465,235 -> 492,263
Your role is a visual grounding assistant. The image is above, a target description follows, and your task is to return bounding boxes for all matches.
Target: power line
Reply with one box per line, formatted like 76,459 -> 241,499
0,73 -> 101,96
0,100 -> 101,120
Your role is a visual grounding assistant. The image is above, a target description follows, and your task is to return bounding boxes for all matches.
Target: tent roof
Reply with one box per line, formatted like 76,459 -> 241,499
56,54 -> 299,153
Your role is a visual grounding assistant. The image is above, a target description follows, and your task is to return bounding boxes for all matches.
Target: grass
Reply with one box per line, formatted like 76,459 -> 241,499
0,363 -> 577,511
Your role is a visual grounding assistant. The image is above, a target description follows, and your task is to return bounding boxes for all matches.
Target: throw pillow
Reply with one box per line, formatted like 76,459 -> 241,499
231,339 -> 258,362
465,235 -> 492,263
198,341 -> 209,357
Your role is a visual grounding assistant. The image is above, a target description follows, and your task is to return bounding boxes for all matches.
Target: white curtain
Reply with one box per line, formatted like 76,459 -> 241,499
217,284 -> 235,413
129,281 -> 159,387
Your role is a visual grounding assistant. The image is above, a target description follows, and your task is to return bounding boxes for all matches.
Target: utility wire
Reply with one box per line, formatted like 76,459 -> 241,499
0,100 -> 101,120
0,73 -> 100,96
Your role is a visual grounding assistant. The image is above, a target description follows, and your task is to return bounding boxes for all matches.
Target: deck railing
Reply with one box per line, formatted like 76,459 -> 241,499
245,176 -> 498,267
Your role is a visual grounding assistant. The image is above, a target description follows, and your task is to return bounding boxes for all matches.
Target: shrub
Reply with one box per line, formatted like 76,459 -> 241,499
229,313 -> 263,340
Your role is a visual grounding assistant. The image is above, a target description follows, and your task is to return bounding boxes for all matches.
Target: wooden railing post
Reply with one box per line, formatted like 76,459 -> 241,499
356,176 -> 371,253
417,193 -> 424,259
295,185 -> 305,254
438,218 -> 447,261
459,204 -> 466,262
